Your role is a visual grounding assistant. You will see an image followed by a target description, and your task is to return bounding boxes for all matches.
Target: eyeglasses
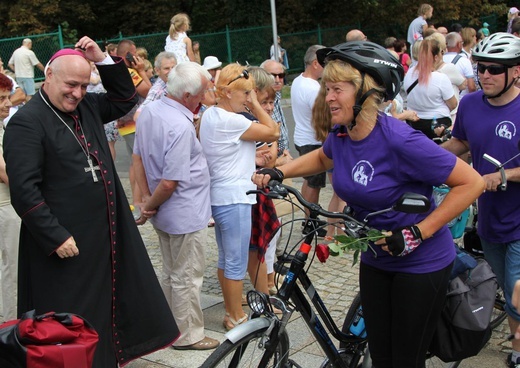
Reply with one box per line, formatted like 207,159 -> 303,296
271,72 -> 286,79
227,69 -> 250,85
477,63 -> 508,75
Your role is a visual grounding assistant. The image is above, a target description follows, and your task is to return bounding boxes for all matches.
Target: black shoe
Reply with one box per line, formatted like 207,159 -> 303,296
507,353 -> 520,368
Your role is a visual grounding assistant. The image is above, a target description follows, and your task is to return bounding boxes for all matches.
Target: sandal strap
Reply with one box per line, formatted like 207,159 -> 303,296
228,314 -> 248,326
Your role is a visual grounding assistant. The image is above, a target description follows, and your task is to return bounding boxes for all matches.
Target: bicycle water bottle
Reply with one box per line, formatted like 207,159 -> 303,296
278,243 -> 311,300
431,116 -> 437,131
349,306 -> 367,338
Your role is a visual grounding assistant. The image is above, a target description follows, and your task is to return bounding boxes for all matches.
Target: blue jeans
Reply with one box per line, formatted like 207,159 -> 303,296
212,204 -> 252,280
480,238 -> 520,321
16,77 -> 35,96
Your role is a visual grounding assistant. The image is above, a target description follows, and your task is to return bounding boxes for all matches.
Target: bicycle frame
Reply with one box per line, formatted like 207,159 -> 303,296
213,183 -> 429,368
278,252 -> 369,368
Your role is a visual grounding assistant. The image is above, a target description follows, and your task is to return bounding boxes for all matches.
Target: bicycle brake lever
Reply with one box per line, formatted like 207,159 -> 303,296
267,180 -> 288,198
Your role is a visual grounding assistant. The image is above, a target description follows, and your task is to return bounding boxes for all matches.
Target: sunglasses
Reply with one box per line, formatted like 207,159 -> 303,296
271,72 -> 286,79
477,63 -> 508,75
227,69 -> 250,85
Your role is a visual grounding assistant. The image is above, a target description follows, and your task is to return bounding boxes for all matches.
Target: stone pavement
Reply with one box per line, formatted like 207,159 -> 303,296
116,177 -> 512,368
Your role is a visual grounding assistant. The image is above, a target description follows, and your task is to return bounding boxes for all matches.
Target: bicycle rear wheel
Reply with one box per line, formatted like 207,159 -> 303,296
490,286 -> 507,330
200,326 -> 290,368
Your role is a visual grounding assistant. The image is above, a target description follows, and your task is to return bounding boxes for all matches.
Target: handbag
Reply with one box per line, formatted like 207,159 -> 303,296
0,310 -> 99,368
272,178 -> 298,218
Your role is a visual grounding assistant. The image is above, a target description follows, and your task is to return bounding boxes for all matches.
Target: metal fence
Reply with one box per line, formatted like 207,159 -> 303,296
92,24 -> 359,75
0,15 -> 500,82
0,24 -> 358,82
0,29 -> 62,82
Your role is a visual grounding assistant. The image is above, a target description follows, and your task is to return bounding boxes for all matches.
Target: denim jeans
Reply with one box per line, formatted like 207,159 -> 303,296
480,238 -> 520,321
212,203 -> 252,280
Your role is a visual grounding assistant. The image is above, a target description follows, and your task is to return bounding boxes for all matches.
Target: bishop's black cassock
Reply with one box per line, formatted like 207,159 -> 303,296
3,56 -> 179,367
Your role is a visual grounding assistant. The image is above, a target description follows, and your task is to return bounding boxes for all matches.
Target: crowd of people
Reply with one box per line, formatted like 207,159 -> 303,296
0,5 -> 520,368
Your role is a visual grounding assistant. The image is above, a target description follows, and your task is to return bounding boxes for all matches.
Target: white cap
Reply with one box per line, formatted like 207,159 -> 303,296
510,7 -> 519,14
202,56 -> 222,70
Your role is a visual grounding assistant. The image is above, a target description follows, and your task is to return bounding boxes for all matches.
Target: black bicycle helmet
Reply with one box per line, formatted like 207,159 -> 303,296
472,32 -> 520,67
316,41 -> 404,101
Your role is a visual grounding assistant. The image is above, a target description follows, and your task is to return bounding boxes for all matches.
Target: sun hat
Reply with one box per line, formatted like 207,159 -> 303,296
202,56 -> 222,70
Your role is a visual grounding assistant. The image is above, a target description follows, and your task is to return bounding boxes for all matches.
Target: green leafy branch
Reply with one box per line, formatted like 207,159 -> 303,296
329,229 -> 386,266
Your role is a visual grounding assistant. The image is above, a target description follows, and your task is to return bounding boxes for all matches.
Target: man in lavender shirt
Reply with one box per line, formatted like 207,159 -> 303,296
133,62 -> 219,350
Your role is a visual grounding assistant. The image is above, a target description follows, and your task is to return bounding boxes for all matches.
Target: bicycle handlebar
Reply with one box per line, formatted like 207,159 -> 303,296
483,153 -> 508,191
482,141 -> 520,192
247,181 -> 370,239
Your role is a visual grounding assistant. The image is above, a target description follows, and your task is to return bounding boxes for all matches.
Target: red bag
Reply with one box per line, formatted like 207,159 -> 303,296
0,310 -> 99,368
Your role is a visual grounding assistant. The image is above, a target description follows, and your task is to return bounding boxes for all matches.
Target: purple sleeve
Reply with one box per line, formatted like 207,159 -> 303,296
396,129 -> 457,186
452,100 -> 468,141
323,133 -> 333,159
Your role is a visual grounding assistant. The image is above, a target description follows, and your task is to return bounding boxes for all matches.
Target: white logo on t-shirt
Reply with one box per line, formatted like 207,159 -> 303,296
495,121 -> 516,140
352,160 -> 374,187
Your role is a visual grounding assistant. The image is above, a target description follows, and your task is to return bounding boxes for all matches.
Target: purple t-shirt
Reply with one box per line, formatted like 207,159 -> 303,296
323,114 -> 456,273
452,91 -> 520,243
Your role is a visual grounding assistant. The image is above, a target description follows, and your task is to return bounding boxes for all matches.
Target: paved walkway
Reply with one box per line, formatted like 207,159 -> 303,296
116,177 -> 512,368
0,174 -> 512,367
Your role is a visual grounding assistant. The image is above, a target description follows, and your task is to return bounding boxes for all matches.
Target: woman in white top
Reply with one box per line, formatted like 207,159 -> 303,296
199,64 -> 279,330
165,13 -> 194,63
427,33 -> 466,123
403,38 -> 458,140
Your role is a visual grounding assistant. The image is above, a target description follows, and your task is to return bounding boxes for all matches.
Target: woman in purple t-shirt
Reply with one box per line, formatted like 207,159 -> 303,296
253,41 -> 485,367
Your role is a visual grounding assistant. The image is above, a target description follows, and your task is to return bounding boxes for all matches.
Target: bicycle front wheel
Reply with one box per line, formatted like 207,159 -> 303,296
200,326 -> 290,368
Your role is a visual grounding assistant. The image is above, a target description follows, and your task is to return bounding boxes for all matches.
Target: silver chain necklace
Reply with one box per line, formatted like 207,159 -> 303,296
39,89 -> 100,182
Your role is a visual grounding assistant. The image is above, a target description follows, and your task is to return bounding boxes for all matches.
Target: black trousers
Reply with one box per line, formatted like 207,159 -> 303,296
359,261 -> 453,368
408,116 -> 452,140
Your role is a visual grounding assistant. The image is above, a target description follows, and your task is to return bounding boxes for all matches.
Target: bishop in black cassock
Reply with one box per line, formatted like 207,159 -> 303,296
3,38 -> 179,367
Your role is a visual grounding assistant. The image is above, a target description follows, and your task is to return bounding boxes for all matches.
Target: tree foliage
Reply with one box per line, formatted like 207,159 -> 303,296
0,0 -> 510,40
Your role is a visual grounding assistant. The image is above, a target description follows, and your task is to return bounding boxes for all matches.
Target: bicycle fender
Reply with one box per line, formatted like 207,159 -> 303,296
225,318 -> 271,344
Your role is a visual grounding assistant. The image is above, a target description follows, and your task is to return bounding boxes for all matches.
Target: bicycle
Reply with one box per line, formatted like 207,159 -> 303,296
200,181 -> 456,368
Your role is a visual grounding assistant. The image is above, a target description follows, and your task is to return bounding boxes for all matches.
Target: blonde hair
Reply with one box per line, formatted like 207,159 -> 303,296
143,59 -> 153,73
461,27 -> 476,47
411,40 -> 422,61
215,64 -> 254,100
136,47 -> 148,60
312,83 -> 332,142
426,32 -> 446,53
416,38 -> 441,85
418,3 -> 433,16
169,13 -> 191,40
321,59 -> 383,126
247,66 -> 275,91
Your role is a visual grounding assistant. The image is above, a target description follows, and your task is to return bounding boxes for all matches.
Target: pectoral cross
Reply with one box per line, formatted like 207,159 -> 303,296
85,158 -> 101,182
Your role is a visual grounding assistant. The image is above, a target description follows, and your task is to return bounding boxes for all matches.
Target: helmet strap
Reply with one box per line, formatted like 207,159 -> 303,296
350,88 -> 379,130
484,69 -> 518,99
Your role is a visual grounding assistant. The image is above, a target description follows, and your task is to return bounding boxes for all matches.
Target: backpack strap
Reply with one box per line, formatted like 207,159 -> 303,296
451,54 -> 462,65
406,79 -> 419,95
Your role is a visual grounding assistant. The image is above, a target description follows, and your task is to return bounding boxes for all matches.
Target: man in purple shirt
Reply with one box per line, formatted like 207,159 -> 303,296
133,62 -> 219,350
443,33 -> 520,368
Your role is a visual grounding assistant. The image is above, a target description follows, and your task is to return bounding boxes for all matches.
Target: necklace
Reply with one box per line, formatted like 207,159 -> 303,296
39,89 -> 100,182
